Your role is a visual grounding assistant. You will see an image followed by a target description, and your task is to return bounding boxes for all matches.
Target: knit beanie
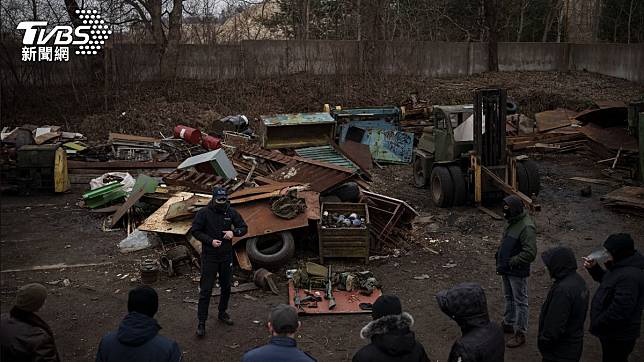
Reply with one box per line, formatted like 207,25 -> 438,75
372,294 -> 402,320
15,283 -> 47,312
127,286 -> 159,317
603,233 -> 635,262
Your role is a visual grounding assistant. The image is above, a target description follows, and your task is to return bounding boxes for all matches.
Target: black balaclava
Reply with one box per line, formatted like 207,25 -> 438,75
502,195 -> 524,220
603,233 -> 635,263
128,286 -> 159,318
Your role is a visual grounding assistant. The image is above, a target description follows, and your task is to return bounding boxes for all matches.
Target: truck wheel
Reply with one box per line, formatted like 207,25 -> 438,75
522,160 -> 540,196
448,165 -> 467,206
516,162 -> 531,196
413,155 -> 427,188
430,166 -> 454,207
246,231 -> 295,269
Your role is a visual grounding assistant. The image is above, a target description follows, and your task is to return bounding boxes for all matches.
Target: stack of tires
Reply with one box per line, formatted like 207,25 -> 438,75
429,165 -> 467,208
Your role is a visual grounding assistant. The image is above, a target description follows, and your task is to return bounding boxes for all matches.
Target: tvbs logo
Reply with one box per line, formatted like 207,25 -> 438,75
18,9 -> 112,62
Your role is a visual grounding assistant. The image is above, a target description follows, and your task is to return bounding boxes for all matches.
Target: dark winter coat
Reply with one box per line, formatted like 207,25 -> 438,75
242,336 -> 316,362
496,206 -> 537,277
0,307 -> 60,362
588,251 -> 644,341
95,312 -> 181,362
538,247 -> 589,362
191,201 -> 247,261
436,283 -> 504,362
352,313 -> 430,362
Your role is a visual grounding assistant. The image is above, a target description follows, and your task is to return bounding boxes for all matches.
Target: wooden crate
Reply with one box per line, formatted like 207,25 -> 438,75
318,202 -> 370,263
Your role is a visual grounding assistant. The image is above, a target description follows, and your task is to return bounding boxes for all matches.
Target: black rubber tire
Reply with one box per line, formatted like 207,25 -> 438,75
430,166 -> 454,207
413,155 -> 427,188
246,231 -> 295,269
319,195 -> 342,204
448,165 -> 467,206
325,182 -> 360,202
516,161 -> 531,196
522,160 -> 541,196
507,100 -> 518,114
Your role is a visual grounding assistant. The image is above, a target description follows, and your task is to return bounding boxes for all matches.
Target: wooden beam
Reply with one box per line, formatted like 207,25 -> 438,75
2,262 -> 113,273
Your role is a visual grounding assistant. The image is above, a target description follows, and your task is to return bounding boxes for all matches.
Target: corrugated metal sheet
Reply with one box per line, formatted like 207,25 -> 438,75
268,158 -> 355,193
236,144 -> 294,164
295,145 -> 357,170
261,112 -> 335,126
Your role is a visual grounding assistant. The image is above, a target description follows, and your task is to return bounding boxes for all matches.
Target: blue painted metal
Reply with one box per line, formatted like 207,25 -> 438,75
338,120 -> 396,144
295,145 -> 357,170
338,121 -> 413,164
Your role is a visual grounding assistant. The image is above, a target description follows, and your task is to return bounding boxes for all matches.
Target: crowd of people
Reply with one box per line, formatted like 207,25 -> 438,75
1,192 -> 642,362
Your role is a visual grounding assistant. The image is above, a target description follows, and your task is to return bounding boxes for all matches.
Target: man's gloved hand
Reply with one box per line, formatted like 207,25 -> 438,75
509,257 -> 520,268
212,239 -> 222,248
223,231 -> 234,240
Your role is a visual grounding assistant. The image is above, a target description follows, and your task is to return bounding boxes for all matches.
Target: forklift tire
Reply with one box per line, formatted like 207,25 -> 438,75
448,165 -> 467,206
430,166 -> 454,207
413,155 -> 427,188
516,162 -> 531,196
522,160 -> 541,196
246,231 -> 295,269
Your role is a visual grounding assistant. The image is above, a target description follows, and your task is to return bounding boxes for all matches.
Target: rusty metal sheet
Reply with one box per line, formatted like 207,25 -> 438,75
231,200 -> 310,244
534,109 -> 576,132
301,191 -> 320,220
339,140 -> 373,171
268,159 -> 355,193
236,144 -> 294,164
594,100 -> 627,109
163,169 -> 226,194
575,106 -> 628,127
579,123 -> 638,151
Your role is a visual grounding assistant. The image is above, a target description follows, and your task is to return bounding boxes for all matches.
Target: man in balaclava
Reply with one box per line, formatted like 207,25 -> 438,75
583,233 -> 644,362
495,195 -> 537,348
191,187 -> 248,337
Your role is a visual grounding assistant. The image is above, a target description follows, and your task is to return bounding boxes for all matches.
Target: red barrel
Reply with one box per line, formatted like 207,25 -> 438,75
174,125 -> 202,144
201,135 -> 221,150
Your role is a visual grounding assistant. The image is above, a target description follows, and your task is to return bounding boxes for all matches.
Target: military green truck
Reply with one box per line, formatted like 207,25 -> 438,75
413,89 -> 540,208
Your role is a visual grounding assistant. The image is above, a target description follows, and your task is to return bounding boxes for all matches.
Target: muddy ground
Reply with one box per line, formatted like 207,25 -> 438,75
1,152 -> 643,362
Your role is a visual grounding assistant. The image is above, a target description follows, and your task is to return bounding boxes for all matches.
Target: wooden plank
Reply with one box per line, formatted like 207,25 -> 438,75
477,206 -> 503,220
110,187 -> 147,228
235,247 -> 252,271
54,147 -> 70,192
570,177 -> 619,187
230,182 -> 300,198
138,192 -> 196,235
2,262 -> 113,273
68,160 -> 180,169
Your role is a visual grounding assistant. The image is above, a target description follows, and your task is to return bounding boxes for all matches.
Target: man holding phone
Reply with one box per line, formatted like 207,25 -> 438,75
191,187 -> 247,337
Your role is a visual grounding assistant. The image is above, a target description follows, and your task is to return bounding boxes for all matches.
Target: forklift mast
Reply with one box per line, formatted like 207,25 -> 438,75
473,88 -> 507,167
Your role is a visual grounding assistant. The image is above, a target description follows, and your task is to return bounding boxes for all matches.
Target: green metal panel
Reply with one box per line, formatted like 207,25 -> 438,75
261,112 -> 335,126
83,181 -> 127,209
295,146 -> 357,170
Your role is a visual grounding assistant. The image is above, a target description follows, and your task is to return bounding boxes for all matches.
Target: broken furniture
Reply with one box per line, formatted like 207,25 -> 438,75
259,112 -> 336,149
318,203 -> 370,263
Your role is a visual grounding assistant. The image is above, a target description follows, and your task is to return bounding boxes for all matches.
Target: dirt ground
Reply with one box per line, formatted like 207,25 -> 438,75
1,152 -> 643,362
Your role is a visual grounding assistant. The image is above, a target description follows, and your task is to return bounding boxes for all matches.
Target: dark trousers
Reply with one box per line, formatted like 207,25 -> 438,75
600,339 -> 636,362
197,255 -> 232,322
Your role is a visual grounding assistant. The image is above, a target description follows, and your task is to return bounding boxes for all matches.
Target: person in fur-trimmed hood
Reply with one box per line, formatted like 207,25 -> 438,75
352,295 -> 430,362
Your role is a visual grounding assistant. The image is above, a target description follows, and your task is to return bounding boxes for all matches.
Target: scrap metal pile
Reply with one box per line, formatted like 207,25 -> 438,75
1,107 -> 424,282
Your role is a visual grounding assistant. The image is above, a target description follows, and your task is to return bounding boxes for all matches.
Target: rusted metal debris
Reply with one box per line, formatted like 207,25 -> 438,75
579,123 -> 638,152
259,112 -> 336,149
268,157 -> 356,193
534,109 -> 577,133
361,191 -> 418,249
601,186 -> 644,217
163,169 -> 230,194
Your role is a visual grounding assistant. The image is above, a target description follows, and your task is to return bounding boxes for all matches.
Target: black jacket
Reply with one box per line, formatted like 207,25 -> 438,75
352,313 -> 430,362
191,201 -> 247,260
538,247 -> 589,362
96,312 -> 181,362
588,251 -> 644,341
496,196 -> 537,277
0,307 -> 60,362
436,283 -> 504,362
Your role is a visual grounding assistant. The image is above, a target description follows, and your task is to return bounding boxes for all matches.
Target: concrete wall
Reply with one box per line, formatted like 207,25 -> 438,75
2,41 -> 642,87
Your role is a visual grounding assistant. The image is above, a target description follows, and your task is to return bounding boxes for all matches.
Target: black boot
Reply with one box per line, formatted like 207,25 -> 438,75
218,312 -> 234,326
196,321 -> 205,337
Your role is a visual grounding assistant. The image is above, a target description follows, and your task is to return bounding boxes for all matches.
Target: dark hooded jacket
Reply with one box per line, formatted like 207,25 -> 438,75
0,307 -> 60,362
496,196 -> 537,277
191,201 -> 247,261
95,312 -> 181,362
352,313 -> 430,362
538,247 -> 589,362
436,283 -> 504,362
588,250 -> 644,341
